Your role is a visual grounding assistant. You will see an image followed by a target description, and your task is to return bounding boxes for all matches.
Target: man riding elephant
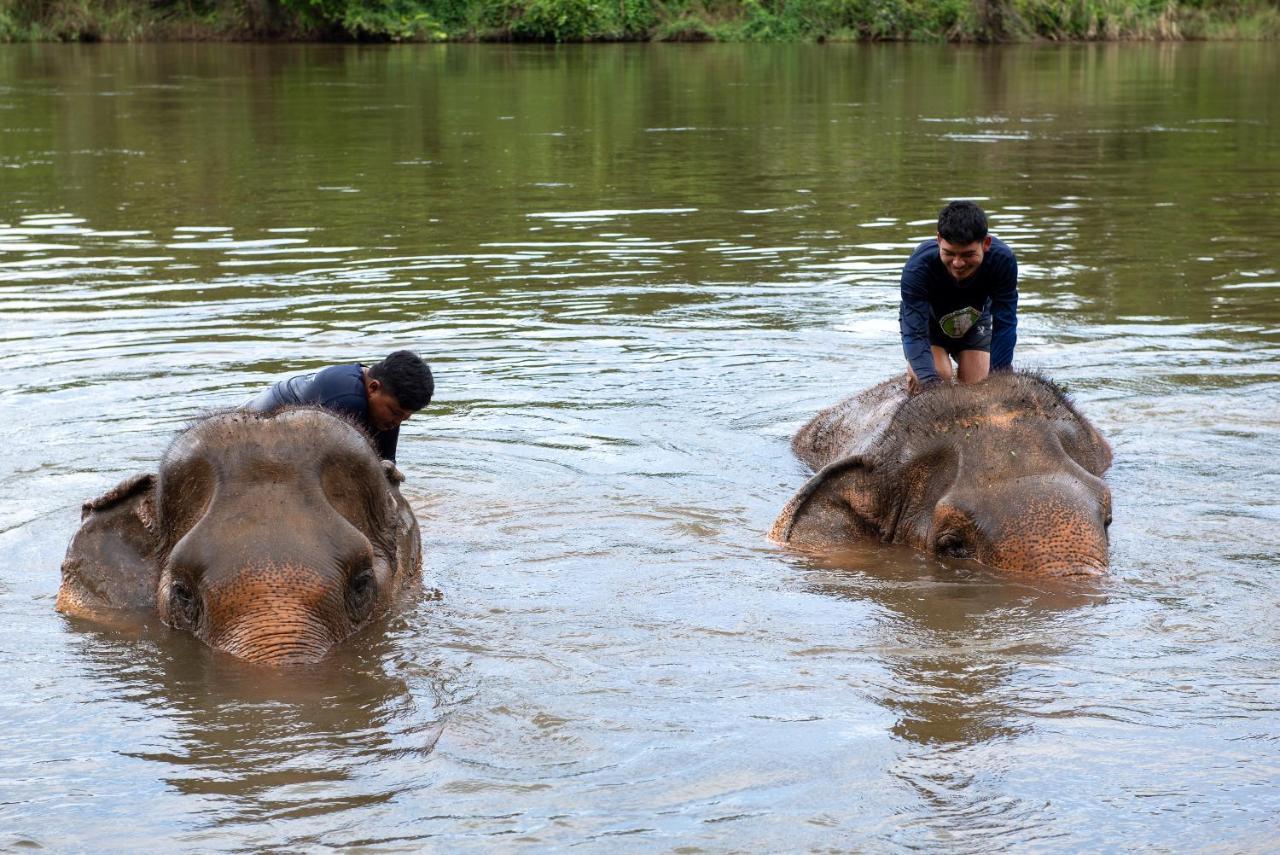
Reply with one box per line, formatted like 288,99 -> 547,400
900,200 -> 1018,391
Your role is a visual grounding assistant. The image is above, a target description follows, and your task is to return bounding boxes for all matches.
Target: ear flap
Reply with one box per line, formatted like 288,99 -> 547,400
381,458 -> 406,485
1059,421 -> 1113,477
1082,424 -> 1112,475
56,473 -> 162,619
769,456 -> 881,548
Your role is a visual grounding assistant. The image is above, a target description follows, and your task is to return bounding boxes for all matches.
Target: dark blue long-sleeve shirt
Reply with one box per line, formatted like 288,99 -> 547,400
244,363 -> 400,461
898,236 -> 1018,384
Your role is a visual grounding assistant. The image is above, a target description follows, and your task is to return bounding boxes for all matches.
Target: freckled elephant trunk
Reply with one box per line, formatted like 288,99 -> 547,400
202,564 -> 346,665
976,476 -> 1111,577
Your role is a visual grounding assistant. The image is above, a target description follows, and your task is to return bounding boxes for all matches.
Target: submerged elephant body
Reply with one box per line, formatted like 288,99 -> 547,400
58,407 -> 421,664
771,373 -> 1113,576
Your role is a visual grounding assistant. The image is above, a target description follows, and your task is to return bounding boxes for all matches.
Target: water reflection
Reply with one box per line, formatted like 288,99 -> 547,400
799,544 -> 1102,745
65,613 -> 445,831
797,546 -> 1107,849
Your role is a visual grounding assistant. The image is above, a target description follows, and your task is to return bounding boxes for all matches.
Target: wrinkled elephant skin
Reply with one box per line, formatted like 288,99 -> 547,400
770,373 -> 1113,576
57,407 -> 422,664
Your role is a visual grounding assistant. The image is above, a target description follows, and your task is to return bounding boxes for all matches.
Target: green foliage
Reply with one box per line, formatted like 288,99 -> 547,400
4,0 -> 1280,41
0,7 -> 19,41
653,12 -> 715,39
618,0 -> 657,34
508,0 -> 605,40
278,0 -> 448,38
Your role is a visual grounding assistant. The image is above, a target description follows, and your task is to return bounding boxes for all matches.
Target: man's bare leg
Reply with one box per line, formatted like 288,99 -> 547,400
956,349 -> 991,384
931,346 -> 955,381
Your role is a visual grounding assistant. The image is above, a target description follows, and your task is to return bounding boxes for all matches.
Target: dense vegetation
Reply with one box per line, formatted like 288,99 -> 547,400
3,0 -> 1278,42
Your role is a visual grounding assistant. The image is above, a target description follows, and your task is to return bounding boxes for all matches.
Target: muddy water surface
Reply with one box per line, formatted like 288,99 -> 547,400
1,43 -> 1278,851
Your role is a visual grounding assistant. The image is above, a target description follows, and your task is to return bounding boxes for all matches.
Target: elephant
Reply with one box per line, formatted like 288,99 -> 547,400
57,406 -> 422,664
769,372 -> 1113,576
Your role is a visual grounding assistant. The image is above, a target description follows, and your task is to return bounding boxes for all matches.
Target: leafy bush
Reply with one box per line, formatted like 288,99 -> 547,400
509,0 -> 605,39
278,0 -> 447,38
5,0 -> 1280,41
0,8 -> 20,40
617,0 -> 657,35
654,12 -> 714,38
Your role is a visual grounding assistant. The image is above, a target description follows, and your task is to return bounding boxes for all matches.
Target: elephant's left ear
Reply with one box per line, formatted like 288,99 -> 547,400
769,456 -> 881,548
57,473 -> 161,619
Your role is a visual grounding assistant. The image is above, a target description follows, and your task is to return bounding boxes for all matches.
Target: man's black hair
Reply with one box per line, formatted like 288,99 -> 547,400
370,350 -> 434,411
937,200 -> 989,245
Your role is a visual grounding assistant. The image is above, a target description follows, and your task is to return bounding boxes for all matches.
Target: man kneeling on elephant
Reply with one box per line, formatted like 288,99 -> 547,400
245,349 -> 434,463
899,200 -> 1018,390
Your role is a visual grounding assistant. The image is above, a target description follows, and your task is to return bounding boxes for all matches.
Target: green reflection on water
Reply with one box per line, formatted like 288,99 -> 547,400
2,43 -> 1277,329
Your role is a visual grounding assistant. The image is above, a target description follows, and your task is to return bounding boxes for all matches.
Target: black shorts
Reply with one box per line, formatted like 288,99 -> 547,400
928,313 -> 992,357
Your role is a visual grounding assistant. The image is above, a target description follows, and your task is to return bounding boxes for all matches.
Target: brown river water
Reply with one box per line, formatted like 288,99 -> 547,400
1,42 -> 1278,851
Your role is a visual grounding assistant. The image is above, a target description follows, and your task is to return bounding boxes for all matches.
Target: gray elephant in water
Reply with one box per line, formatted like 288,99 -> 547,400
57,407 -> 421,664
770,372 -> 1113,576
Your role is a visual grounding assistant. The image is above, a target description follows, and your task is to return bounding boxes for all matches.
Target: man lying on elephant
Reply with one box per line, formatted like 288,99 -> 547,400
245,349 -> 434,463
900,200 -> 1018,391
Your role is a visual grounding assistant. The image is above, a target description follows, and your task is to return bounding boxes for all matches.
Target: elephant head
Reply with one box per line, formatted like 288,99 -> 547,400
770,373 -> 1113,576
57,407 -> 421,664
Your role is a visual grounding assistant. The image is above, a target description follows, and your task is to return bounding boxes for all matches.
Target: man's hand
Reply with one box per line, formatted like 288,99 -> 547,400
382,459 -> 405,484
907,374 -> 942,396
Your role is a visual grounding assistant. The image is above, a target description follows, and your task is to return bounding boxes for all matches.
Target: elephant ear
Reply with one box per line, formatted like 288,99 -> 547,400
1058,417 -> 1113,477
769,456 -> 882,548
56,473 -> 161,620
374,460 -> 422,581
381,459 -> 406,485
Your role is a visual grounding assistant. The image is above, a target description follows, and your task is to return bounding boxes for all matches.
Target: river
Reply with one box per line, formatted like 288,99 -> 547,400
1,42 -> 1278,851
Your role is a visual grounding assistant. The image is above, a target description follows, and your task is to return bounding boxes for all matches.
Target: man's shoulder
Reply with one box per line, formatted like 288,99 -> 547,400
312,363 -> 363,384
306,364 -> 367,408
906,239 -> 938,265
987,235 -> 1017,263
902,239 -> 939,281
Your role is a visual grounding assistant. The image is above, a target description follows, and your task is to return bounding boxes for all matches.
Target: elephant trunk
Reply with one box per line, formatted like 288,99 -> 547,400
983,487 -> 1109,577
202,563 -> 346,664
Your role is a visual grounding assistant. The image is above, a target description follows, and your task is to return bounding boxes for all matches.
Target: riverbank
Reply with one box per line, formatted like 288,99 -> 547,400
4,0 -> 1279,43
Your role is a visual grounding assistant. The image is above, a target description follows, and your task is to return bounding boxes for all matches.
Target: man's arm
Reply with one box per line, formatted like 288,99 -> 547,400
900,268 -> 939,385
988,255 -> 1018,372
242,378 -> 294,414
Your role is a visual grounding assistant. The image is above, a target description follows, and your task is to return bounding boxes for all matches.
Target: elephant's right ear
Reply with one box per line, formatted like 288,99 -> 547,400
769,456 -> 881,548
381,459 -> 406,485
57,473 -> 161,619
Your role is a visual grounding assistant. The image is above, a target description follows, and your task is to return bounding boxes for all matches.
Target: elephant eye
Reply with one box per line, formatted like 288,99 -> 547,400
936,532 -> 975,560
345,566 -> 377,623
168,579 -> 202,629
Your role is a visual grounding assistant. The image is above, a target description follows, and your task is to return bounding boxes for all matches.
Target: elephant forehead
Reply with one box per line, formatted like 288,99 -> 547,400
170,409 -> 371,464
162,410 -> 380,492
946,473 -> 1105,528
914,422 -> 1065,464
906,410 -> 1078,444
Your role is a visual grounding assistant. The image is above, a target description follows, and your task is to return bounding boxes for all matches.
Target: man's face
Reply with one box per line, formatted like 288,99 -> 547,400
937,234 -> 992,282
366,383 -> 415,432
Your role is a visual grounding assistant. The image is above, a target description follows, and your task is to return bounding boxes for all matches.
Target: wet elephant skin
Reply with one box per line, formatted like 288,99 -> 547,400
771,372 -> 1113,576
57,407 -> 422,664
